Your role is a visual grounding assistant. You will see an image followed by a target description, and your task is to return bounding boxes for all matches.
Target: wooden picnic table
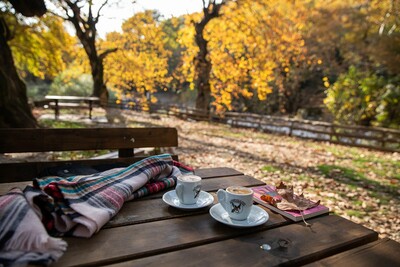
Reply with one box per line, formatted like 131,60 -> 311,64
2,167 -> 398,266
45,95 -> 100,119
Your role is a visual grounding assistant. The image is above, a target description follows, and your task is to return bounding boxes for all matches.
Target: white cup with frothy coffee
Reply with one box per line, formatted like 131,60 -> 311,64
175,174 -> 202,205
217,186 -> 254,220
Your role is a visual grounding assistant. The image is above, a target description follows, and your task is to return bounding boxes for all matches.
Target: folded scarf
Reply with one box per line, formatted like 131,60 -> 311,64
0,154 -> 193,266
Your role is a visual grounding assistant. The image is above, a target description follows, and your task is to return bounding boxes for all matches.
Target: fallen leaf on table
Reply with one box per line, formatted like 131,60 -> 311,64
275,181 -> 320,211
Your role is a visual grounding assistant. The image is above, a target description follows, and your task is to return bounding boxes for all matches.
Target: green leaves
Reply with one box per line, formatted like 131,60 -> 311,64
325,66 -> 400,128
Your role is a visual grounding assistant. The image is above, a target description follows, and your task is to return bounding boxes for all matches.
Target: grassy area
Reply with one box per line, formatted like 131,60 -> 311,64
38,118 -> 111,159
261,165 -> 281,173
39,119 -> 88,128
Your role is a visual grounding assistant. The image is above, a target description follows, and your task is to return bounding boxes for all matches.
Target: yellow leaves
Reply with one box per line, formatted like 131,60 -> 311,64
323,76 -> 330,88
241,89 -> 253,99
150,95 -> 158,104
10,14 -> 75,80
104,11 -> 170,103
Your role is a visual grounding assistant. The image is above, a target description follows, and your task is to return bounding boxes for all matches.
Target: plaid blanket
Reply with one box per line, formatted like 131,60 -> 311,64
0,188 -> 67,266
0,154 -> 193,266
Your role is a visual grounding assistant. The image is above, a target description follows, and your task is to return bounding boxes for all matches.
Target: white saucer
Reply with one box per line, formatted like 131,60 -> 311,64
162,190 -> 214,210
209,203 -> 269,228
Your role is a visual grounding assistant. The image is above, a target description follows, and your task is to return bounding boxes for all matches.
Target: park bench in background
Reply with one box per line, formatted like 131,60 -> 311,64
45,95 -> 100,119
0,127 -> 178,183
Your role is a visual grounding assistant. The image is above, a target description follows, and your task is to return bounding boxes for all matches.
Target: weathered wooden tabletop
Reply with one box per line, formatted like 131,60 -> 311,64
3,167 -> 398,266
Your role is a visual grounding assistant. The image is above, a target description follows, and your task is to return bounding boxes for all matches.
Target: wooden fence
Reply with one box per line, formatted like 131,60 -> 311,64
222,112 -> 400,152
149,104 -> 213,121
34,99 -> 400,152
148,104 -> 400,152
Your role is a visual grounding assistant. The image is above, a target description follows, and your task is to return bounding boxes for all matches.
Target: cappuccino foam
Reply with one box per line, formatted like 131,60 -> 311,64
226,186 -> 252,195
178,174 -> 201,182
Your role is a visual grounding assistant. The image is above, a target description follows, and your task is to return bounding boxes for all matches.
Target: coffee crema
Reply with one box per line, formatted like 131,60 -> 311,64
178,174 -> 201,182
226,186 -> 252,195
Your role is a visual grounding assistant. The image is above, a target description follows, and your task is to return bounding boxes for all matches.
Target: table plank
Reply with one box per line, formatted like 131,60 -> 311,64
108,215 -> 378,267
0,181 -> 31,195
105,194 -> 217,228
304,237 -> 400,267
56,212 -> 288,266
194,167 -> 243,178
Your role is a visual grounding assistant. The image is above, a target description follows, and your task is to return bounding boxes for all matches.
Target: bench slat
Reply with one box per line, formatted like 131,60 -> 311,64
0,128 -> 178,153
48,103 -> 88,109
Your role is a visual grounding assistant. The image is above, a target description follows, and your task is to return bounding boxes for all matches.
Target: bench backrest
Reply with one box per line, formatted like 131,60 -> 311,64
0,127 -> 178,182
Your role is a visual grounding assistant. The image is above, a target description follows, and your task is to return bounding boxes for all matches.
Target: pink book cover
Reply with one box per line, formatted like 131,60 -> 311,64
252,185 -> 329,222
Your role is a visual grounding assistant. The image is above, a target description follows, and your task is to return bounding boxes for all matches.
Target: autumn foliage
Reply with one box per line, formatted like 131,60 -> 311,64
6,0 -> 400,128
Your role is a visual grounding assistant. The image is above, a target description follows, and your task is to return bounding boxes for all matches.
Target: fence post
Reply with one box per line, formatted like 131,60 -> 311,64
381,130 -> 386,149
289,120 -> 294,136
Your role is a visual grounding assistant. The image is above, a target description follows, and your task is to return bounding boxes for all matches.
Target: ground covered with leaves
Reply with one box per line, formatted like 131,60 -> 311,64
25,109 -> 400,242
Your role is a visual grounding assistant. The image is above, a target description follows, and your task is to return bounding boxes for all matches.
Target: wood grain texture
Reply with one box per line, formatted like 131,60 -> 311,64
0,128 -> 178,153
194,167 -> 243,178
0,181 -> 31,195
57,212 -> 287,266
108,215 -> 378,267
304,238 -> 400,267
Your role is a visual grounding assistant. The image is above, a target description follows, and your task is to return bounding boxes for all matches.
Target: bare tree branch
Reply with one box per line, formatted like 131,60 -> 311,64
47,9 -> 69,21
99,47 -> 118,60
95,0 -> 110,24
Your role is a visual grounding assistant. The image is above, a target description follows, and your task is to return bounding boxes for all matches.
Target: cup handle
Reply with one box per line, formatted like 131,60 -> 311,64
176,184 -> 184,202
217,189 -> 227,211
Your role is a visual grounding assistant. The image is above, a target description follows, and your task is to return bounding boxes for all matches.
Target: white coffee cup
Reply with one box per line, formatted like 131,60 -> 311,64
175,174 -> 202,205
217,186 -> 254,220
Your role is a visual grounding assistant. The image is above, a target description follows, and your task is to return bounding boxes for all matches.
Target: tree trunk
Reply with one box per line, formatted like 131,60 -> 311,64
64,1 -> 118,109
194,24 -> 212,111
0,19 -> 38,128
90,55 -> 109,106
192,1 -> 225,111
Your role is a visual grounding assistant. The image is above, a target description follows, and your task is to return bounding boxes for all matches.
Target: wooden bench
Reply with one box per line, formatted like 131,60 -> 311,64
45,95 -> 100,119
0,127 -> 178,183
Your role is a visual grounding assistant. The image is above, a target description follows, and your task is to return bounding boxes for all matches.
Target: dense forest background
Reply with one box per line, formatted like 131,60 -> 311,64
2,0 -> 399,128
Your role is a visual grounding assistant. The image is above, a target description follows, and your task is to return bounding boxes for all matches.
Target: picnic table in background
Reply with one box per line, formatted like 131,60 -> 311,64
44,95 -> 100,119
